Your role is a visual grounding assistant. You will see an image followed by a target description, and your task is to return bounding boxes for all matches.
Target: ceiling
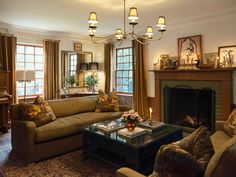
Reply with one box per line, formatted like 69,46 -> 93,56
0,0 -> 236,37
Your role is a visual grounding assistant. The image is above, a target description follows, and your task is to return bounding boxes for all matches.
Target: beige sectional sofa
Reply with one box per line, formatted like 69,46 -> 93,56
11,96 -> 128,163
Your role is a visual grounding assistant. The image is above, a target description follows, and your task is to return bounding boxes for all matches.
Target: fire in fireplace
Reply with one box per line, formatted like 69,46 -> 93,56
163,85 -> 215,131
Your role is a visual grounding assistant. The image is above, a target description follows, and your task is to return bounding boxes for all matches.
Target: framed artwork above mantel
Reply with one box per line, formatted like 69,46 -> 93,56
178,35 -> 202,66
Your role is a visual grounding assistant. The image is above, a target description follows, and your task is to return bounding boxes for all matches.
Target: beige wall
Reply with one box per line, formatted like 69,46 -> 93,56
146,12 -> 236,103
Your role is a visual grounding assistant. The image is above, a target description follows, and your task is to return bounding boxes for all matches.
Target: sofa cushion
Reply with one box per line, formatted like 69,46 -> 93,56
19,96 -> 56,127
204,136 -> 236,177
210,130 -> 231,152
177,126 -> 215,170
74,112 -> 123,126
35,116 -> 84,143
95,90 -> 119,112
47,96 -> 97,118
223,108 -> 236,137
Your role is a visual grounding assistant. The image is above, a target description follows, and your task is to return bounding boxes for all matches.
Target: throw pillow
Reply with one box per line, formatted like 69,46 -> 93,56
95,89 -> 119,112
176,126 -> 215,170
223,108 -> 236,137
152,144 -> 204,177
19,96 -> 56,127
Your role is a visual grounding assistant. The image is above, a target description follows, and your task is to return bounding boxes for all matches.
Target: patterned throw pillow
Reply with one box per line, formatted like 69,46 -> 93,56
19,96 -> 56,127
95,90 -> 119,112
152,144 -> 204,177
224,108 -> 236,137
176,126 -> 215,170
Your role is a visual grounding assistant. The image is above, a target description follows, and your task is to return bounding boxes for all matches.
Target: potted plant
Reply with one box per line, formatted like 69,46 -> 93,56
63,74 -> 77,87
85,74 -> 98,92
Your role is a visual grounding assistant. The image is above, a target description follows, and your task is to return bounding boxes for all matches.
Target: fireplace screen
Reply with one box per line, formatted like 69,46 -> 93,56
163,86 -> 215,131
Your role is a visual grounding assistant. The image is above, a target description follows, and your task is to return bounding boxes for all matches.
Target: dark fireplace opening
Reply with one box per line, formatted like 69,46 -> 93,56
163,85 -> 215,131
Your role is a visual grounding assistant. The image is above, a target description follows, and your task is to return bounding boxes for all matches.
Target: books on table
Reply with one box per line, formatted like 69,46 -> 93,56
138,121 -> 165,132
118,127 -> 147,138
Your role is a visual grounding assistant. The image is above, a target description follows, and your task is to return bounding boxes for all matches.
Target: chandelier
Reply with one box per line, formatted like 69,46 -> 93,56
87,0 -> 166,45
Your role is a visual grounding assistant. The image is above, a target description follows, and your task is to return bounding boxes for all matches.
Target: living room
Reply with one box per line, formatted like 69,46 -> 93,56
0,0 -> 236,176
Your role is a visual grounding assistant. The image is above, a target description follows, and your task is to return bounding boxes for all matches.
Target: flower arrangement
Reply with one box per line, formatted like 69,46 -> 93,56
121,110 -> 143,123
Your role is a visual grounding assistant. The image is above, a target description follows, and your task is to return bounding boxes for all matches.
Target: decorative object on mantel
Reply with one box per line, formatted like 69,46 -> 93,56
195,58 -> 215,69
160,55 -> 178,70
218,45 -> 236,68
205,53 -> 218,68
74,42 -> 82,51
178,35 -> 202,67
87,0 -> 167,45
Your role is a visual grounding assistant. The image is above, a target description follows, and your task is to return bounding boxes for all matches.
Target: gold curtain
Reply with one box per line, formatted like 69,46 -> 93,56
44,40 -> 60,100
0,34 -> 17,103
132,39 -> 149,118
104,43 -> 113,93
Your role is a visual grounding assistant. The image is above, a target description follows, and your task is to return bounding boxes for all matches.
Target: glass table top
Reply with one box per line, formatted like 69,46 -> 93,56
84,119 -> 182,148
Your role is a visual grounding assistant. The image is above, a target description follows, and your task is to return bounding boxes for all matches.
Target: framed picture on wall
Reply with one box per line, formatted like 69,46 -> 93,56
178,35 -> 202,66
218,45 -> 236,67
74,42 -> 82,51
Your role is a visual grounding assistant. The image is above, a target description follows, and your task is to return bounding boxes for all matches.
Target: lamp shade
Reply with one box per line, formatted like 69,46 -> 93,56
88,12 -> 98,24
128,7 -> 139,20
26,70 -> 35,81
80,63 -> 88,71
88,62 -> 99,70
156,16 -> 166,27
16,70 -> 26,81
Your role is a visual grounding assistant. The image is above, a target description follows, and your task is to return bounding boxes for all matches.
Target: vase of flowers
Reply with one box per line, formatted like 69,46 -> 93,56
121,110 -> 143,132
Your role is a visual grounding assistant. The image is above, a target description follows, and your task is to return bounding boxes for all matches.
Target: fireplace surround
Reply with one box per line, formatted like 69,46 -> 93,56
151,68 -> 235,126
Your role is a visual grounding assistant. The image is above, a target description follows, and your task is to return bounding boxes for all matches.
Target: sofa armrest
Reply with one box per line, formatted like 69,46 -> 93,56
11,120 -> 36,163
215,121 -> 226,131
116,167 -> 147,177
119,105 -> 132,112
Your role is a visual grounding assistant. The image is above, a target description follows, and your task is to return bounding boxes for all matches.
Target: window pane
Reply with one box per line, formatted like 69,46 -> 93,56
17,88 -> 24,96
124,63 -> 129,70
36,87 -> 44,94
117,57 -> 123,63
124,56 -> 129,62
129,71 -> 132,77
129,86 -> 133,93
117,85 -> 123,92
123,71 -> 128,77
36,71 -> 44,78
123,86 -> 129,92
25,63 -> 34,70
116,71 -> 122,77
17,54 -> 24,62
123,78 -> 129,85
124,49 -> 129,55
36,79 -> 44,87
26,55 -> 34,62
117,50 -> 122,56
117,64 -> 123,70
35,63 -> 43,70
17,46 -> 24,53
35,55 -> 43,62
16,63 -> 25,70
17,81 -> 24,87
26,87 -> 35,95
26,46 -> 34,54
117,78 -> 122,84
26,81 -> 35,87
35,47 -> 43,55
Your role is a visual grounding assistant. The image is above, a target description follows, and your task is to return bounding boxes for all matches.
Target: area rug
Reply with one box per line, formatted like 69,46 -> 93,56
0,144 -> 117,177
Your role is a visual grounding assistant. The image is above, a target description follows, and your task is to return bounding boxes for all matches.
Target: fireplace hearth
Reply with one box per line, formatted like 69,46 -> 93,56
163,85 -> 215,131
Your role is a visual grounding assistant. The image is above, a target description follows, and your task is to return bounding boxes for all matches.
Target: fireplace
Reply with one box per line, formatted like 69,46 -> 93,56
163,85 -> 215,131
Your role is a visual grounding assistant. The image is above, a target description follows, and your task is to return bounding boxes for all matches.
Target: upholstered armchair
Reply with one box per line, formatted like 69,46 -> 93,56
116,123 -> 236,177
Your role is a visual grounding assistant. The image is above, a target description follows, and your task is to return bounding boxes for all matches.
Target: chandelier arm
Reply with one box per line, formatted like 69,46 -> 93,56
90,35 -> 115,44
130,34 -> 150,45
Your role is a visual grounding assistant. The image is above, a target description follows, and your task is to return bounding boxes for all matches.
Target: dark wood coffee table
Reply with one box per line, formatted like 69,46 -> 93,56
82,119 -> 183,175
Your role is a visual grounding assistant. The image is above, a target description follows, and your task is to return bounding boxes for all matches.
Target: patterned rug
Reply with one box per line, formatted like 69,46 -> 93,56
0,144 -> 117,177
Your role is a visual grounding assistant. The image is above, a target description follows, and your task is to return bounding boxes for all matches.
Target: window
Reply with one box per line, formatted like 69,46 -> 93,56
16,44 -> 44,97
69,54 -> 77,76
115,47 -> 133,93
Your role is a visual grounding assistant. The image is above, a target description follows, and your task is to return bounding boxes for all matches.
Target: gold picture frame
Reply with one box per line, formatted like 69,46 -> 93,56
178,35 -> 202,66
74,42 -> 82,51
218,45 -> 236,68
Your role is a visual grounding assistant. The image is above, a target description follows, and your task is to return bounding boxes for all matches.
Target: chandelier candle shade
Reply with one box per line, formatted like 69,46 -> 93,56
87,0 -> 166,45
